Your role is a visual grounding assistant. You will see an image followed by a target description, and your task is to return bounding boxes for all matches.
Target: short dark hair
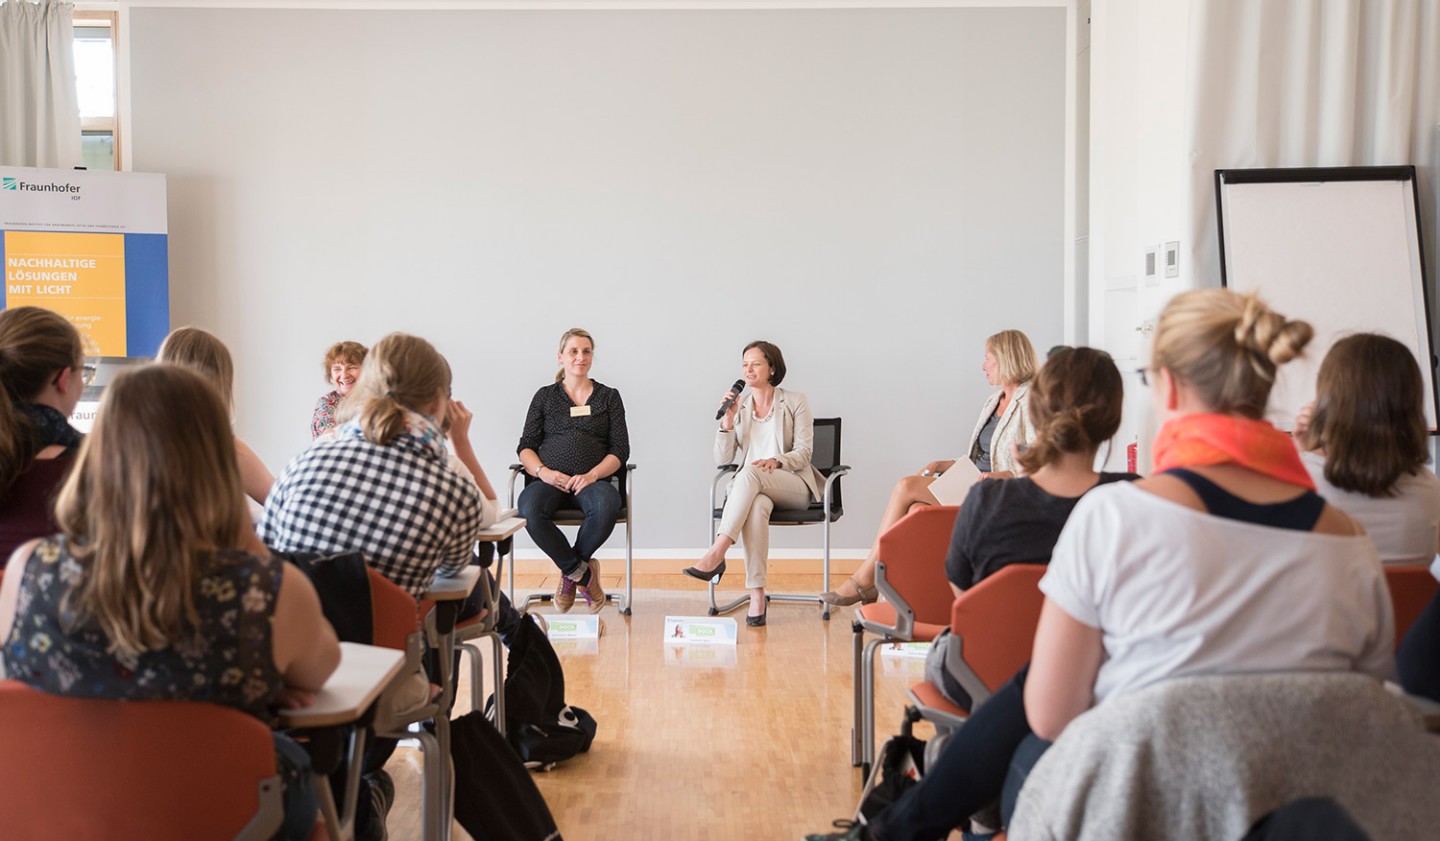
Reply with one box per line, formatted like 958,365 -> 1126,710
743,340 -> 786,387
1304,333 -> 1429,497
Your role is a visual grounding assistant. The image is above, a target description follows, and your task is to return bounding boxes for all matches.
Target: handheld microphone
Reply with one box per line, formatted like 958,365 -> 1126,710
716,379 -> 747,420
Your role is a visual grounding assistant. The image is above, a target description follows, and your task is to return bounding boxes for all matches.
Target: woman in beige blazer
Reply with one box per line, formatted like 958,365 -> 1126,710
820,329 -> 1040,606
683,340 -> 823,626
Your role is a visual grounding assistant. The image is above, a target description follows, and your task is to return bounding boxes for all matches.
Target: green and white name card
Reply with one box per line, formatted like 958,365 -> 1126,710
545,614 -> 602,640
662,615 -> 738,646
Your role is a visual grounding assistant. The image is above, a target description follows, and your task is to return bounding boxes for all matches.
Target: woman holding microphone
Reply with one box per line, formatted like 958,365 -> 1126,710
682,340 -> 823,627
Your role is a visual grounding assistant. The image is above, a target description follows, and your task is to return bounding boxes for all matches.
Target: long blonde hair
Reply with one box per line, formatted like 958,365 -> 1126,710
1152,289 -> 1312,418
54,365 -> 252,659
0,307 -> 84,492
338,333 -> 451,445
555,328 -> 594,382
157,327 -> 235,411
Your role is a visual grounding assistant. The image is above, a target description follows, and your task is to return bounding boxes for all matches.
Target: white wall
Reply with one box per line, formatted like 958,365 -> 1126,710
1088,0 -> 1189,471
127,6 -> 1069,556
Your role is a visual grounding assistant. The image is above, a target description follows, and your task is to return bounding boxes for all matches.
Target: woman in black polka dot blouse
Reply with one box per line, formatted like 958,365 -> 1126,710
515,328 -> 631,614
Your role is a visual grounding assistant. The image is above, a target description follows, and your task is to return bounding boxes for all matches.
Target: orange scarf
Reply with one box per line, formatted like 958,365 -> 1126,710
1151,413 -> 1314,490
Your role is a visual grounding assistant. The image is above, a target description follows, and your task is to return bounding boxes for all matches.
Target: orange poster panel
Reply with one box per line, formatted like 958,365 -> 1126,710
4,231 -> 127,356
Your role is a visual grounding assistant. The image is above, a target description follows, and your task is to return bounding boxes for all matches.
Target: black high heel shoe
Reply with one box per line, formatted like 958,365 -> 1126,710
746,603 -> 767,627
681,559 -> 726,584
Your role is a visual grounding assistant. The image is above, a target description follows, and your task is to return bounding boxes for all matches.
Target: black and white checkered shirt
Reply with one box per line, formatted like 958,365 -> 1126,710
259,428 -> 482,597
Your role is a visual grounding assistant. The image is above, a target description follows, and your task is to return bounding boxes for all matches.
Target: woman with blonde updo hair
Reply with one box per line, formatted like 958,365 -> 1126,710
262,333 -> 488,598
0,307 -> 89,565
157,326 -> 275,505
1029,290 -> 1391,737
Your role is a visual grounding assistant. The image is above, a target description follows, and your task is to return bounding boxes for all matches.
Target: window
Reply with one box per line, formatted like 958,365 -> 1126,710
73,12 -> 119,171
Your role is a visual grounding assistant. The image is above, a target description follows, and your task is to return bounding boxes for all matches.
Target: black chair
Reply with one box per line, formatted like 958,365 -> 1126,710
706,417 -> 850,620
506,463 -> 635,615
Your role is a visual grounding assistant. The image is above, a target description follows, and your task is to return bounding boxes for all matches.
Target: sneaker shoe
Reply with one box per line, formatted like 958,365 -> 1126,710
359,769 -> 394,841
580,562 -> 607,613
803,820 -> 866,841
554,575 -> 577,613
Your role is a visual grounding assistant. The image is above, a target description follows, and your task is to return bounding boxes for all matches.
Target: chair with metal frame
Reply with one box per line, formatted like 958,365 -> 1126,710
851,504 -> 958,776
365,568 -> 451,841
0,680 -> 301,840
506,463 -> 636,615
455,535 -> 516,725
704,416 -> 851,620
904,563 -> 1047,733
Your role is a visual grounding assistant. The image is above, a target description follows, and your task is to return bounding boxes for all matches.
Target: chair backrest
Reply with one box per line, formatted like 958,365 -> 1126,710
1384,563 -> 1439,650
368,567 -> 421,651
812,417 -> 843,511
875,505 -> 961,627
950,563 -> 1047,692
0,681 -> 284,840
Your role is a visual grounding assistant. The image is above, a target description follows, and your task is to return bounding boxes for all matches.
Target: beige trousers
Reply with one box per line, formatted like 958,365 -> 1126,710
715,464 -> 814,589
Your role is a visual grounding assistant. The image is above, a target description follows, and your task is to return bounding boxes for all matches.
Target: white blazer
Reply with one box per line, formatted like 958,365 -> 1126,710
964,383 -> 1036,473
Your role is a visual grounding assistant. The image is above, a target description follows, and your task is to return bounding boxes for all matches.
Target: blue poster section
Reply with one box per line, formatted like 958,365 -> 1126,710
123,233 -> 169,358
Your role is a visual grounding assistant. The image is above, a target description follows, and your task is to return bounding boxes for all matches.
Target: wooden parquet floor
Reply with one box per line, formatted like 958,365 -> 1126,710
384,572 -> 953,841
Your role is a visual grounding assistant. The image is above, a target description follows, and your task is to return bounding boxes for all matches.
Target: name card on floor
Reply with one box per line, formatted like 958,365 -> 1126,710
881,655 -> 926,679
551,638 -> 601,656
546,614 -> 602,640
662,615 -> 738,646
879,641 -> 930,659
664,643 -> 739,669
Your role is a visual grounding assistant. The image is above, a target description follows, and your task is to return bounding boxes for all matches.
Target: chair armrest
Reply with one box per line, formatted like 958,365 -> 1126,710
873,561 -> 916,640
945,633 -> 994,710
507,464 -> 526,507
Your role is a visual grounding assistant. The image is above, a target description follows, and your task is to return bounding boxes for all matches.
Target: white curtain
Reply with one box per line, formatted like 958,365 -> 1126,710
0,0 -> 80,168
1183,0 -> 1440,287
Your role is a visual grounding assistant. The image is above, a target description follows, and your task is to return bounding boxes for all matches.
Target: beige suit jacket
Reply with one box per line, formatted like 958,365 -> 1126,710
714,387 -> 824,501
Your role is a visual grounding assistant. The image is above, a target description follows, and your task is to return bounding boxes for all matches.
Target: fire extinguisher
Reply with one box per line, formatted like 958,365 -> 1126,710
1126,440 -> 1138,474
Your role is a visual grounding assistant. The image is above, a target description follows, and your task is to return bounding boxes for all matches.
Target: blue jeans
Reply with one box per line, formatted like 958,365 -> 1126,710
870,665 -> 1035,841
517,479 -> 622,579
1398,587 -> 1440,702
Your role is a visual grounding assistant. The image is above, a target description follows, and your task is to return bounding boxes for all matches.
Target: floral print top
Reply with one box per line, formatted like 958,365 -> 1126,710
2,536 -> 286,721
312,390 -> 342,440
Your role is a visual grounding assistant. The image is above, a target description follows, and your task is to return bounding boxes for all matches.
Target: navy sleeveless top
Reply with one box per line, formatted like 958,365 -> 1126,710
3,536 -> 286,721
1164,468 -> 1325,532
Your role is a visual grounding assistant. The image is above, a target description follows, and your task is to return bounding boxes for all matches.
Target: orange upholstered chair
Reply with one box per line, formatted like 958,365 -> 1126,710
851,505 -> 960,774
0,680 -> 301,840
1385,563 -> 1439,650
906,563 -> 1047,731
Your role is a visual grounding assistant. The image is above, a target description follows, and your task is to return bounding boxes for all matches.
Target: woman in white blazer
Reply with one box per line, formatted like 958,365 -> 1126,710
683,341 -> 823,626
820,329 -> 1040,606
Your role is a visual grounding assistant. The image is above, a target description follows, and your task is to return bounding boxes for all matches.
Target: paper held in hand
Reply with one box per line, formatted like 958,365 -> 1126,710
927,457 -> 982,506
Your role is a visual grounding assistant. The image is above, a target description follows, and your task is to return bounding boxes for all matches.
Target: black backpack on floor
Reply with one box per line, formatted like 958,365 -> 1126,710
486,616 -> 598,769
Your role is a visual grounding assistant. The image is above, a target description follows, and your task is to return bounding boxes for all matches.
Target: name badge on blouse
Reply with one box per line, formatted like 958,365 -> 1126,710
570,405 -> 592,417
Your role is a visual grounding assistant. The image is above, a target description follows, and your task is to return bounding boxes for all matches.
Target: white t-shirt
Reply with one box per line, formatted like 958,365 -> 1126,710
1302,450 -> 1440,563
1041,481 -> 1395,705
